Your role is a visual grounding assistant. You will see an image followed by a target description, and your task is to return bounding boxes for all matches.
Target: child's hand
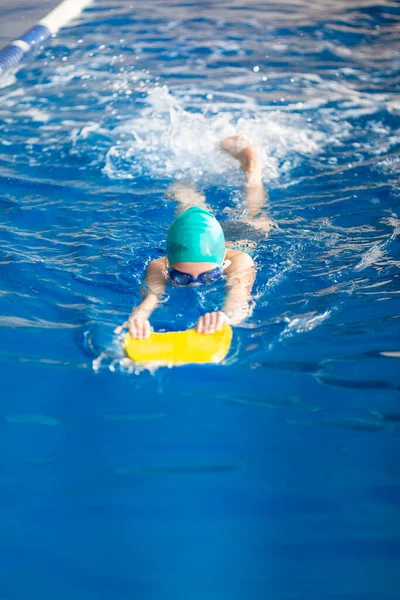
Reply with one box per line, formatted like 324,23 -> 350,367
114,314 -> 151,339
196,311 -> 229,334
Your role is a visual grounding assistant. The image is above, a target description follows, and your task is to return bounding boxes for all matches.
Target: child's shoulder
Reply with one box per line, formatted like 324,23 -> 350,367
226,247 -> 252,259
146,256 -> 167,276
149,256 -> 165,266
226,248 -> 254,267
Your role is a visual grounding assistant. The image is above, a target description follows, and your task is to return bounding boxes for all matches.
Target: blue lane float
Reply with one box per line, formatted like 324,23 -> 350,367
0,0 -> 92,76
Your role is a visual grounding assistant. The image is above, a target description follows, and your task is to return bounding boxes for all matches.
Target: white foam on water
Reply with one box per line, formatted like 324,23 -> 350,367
354,245 -> 386,272
376,156 -> 400,175
103,85 -> 325,185
0,72 -> 17,89
354,217 -> 400,272
20,108 -> 51,122
92,350 -> 170,375
280,310 -> 331,338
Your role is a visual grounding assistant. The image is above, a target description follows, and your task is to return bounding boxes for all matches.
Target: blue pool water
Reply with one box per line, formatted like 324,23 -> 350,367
1,0 -> 400,598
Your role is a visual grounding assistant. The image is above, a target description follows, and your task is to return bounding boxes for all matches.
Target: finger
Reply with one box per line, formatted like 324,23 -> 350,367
216,312 -> 224,331
131,318 -> 145,339
203,312 -> 211,332
208,312 -> 218,333
211,312 -> 219,331
114,322 -> 127,334
144,320 -> 151,339
129,321 -> 139,338
140,320 -> 150,339
203,313 -> 213,334
196,317 -> 204,333
138,321 -> 146,339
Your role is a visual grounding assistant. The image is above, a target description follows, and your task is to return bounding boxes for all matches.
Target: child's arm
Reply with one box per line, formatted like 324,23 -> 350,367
223,250 -> 256,323
115,258 -> 168,339
196,250 -> 256,334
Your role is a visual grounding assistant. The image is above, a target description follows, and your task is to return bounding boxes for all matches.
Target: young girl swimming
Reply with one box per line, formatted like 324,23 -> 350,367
115,135 -> 273,339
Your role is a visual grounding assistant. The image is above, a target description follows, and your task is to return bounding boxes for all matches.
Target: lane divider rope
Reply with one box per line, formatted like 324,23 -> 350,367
0,0 -> 92,76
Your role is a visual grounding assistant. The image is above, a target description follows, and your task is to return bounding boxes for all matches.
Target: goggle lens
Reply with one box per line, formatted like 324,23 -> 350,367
170,271 -> 192,285
198,270 -> 223,284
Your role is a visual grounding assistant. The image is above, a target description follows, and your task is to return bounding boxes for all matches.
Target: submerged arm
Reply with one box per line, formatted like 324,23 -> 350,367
115,258 -> 168,339
223,250 -> 256,325
196,249 -> 256,334
137,258 -> 168,316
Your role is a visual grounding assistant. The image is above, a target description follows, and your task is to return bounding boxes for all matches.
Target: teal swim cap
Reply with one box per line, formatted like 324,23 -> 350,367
167,207 -> 226,265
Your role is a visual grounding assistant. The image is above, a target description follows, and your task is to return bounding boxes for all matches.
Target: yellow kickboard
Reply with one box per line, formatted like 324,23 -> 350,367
124,324 -> 232,365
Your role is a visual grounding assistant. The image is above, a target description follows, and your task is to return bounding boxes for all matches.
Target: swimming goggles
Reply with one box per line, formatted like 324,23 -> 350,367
168,266 -> 224,286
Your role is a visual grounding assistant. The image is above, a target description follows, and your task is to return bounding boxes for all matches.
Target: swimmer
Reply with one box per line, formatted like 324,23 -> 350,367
115,135 -> 273,339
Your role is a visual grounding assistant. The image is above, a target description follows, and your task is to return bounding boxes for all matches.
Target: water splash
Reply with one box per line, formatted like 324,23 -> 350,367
103,85 -> 324,184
